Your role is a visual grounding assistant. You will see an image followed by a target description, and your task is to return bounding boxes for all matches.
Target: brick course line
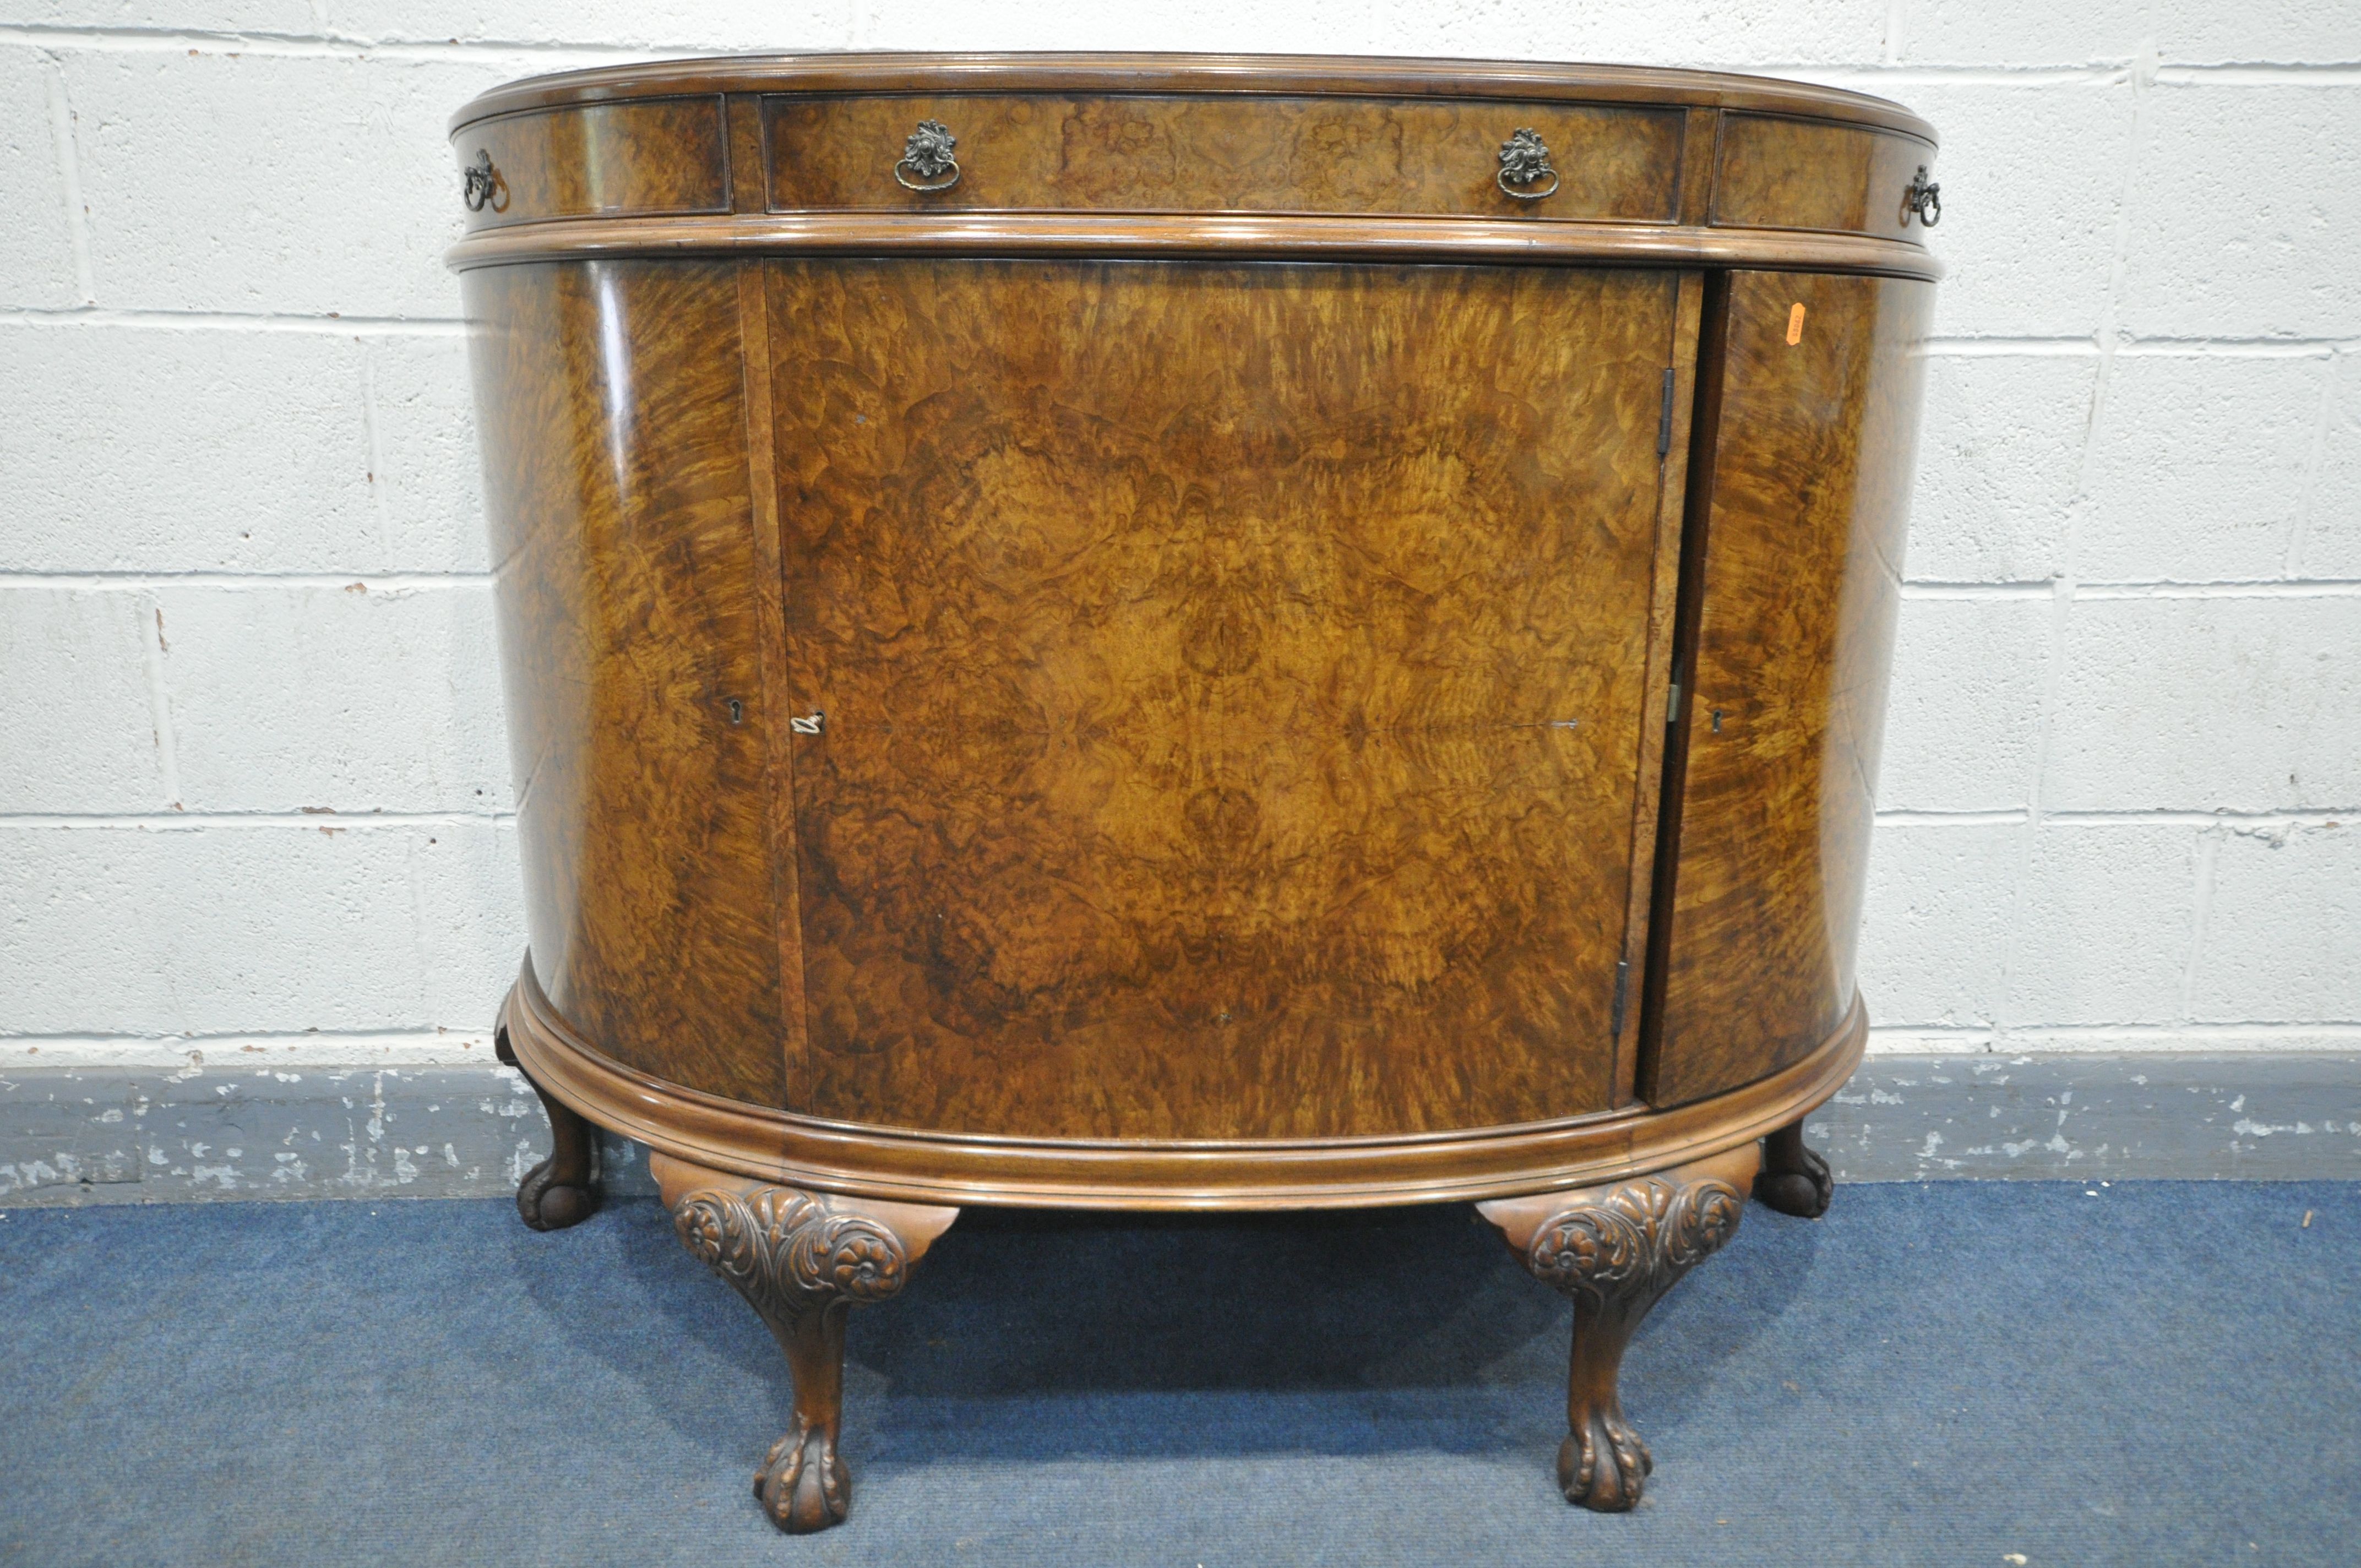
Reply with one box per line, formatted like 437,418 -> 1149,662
0,574 -> 494,589
0,309 -> 468,333
1867,1023 -> 2361,1046
4,25 -> 2358,80
0,812 -> 514,828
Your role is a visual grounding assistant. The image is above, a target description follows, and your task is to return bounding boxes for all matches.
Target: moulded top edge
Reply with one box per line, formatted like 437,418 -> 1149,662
445,51 -> 1939,145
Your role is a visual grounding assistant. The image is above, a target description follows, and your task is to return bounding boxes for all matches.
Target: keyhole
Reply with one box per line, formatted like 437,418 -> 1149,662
726,698 -> 744,724
1711,709 -> 1724,733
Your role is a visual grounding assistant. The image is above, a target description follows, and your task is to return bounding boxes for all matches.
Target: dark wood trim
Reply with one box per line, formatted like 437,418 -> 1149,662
1609,269 -> 1706,1108
448,211 -> 1943,279
733,262 -> 808,1109
1674,107 -> 1719,228
1716,104 -> 1938,151
725,94 -> 766,215
450,53 -> 1938,143
1635,271 -> 1732,1104
500,956 -> 1867,1210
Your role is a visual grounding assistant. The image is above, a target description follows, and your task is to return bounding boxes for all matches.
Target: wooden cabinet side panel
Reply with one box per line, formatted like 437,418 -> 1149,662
466,260 -> 786,1105
767,259 -> 1686,1140
1646,270 -> 1932,1108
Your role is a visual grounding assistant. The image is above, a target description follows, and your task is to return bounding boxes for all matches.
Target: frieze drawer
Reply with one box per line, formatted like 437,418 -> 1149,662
760,92 -> 1687,220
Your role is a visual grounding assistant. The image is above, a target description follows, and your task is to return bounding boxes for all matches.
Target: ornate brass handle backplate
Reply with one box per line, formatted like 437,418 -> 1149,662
1497,127 -> 1558,201
894,119 -> 960,192
461,148 -> 505,213
1904,165 -> 1941,227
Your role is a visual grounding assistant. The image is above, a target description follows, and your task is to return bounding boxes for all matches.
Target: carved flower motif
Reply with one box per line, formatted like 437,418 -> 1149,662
902,119 -> 958,179
829,1231 -> 898,1291
789,1215 -> 909,1302
675,1194 -> 733,1267
1529,1206 -> 1647,1300
1498,127 -> 1553,186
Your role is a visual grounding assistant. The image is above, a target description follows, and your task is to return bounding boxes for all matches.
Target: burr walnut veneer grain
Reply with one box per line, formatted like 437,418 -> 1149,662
453,52 -> 1937,1532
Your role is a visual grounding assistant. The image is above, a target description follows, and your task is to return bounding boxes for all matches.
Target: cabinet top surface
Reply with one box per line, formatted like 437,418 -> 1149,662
448,51 -> 1935,143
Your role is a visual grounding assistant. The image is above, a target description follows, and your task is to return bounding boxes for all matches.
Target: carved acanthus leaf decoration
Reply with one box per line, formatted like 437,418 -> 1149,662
1525,1175 -> 1745,1309
674,1186 -> 911,1327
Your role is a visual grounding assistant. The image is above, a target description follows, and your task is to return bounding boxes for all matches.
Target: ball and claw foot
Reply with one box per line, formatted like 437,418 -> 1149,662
1479,1146 -> 1755,1513
515,1151 -> 596,1231
654,1152 -> 959,1535
1754,1118 -> 1834,1219
755,1420 -> 851,1533
496,1021 -> 599,1231
1559,1411 -> 1652,1512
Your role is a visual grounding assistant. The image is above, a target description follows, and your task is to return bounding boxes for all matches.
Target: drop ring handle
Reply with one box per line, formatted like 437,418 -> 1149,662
461,148 -> 506,213
1497,128 -> 1559,202
1903,165 -> 1942,227
894,119 -> 961,193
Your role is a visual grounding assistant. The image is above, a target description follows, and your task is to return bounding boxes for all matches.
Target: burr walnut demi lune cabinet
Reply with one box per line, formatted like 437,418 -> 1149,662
451,53 -> 1938,1532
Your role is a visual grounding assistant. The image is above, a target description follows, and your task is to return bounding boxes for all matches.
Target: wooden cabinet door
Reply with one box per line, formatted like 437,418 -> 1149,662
763,258 -> 1694,1139
1643,270 -> 1934,1108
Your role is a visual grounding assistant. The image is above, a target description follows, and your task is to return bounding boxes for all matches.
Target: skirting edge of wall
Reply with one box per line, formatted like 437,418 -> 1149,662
2,1053 -> 2355,1208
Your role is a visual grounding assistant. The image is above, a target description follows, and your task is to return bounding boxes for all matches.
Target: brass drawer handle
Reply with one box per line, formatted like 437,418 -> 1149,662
1904,165 -> 1941,227
461,148 -> 505,213
894,119 -> 960,192
1497,128 -> 1558,201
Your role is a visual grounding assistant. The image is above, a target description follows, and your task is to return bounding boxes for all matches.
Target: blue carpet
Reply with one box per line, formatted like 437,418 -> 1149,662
0,1182 -> 2354,1566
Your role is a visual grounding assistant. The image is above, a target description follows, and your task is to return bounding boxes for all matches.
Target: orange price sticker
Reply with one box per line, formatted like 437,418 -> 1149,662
1786,302 -> 1806,345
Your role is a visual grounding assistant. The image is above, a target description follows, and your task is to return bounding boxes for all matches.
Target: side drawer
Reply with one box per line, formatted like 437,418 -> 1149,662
761,92 -> 1685,221
1709,112 -> 1934,237
458,96 -> 730,230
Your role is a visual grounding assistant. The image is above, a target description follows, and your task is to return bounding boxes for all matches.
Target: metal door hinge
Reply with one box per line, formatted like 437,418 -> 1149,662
1657,367 -> 1677,458
1611,959 -> 1632,1038
1667,680 -> 1683,723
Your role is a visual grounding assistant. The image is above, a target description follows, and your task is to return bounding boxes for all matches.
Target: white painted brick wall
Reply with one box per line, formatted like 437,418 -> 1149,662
0,2 -> 2354,1073
0,819 -> 520,1036
2048,596 -> 2360,812
1907,353 -> 2093,582
2311,355 -> 2361,578
2005,824 -> 2201,1026
155,582 -> 508,812
0,324 -> 486,571
2120,84 -> 2361,340
1879,596 -> 2053,812
0,587 -> 160,810
2191,825 -> 2361,1023
0,51 -> 78,308
2080,353 -> 2328,581
1855,821 -> 2019,1027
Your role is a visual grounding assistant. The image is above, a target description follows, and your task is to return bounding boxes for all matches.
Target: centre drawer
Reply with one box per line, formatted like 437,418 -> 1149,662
760,92 -> 1686,221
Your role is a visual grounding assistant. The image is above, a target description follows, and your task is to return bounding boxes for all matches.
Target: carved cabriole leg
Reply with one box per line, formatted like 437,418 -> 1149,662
1754,1115 -> 1835,1218
493,1016 -> 597,1231
650,1152 -> 958,1534
1479,1144 -> 1758,1512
